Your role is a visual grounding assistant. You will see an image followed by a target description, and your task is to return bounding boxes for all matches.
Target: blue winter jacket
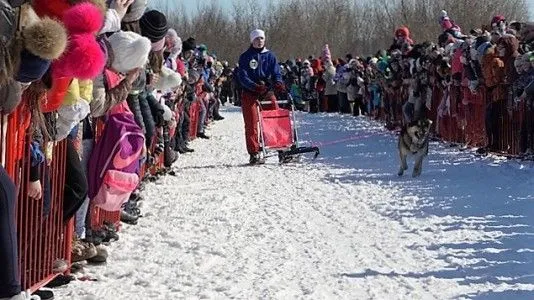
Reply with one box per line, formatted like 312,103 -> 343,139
238,46 -> 282,92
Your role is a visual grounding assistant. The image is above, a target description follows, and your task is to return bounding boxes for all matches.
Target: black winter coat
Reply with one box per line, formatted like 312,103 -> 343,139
127,94 -> 146,134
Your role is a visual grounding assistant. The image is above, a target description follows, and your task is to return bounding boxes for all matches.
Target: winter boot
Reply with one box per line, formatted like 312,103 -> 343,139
52,259 -> 68,274
33,290 -> 53,300
197,132 -> 210,139
102,222 -> 120,242
88,245 -> 108,264
45,274 -> 75,288
72,240 -> 97,262
120,210 -> 139,225
249,153 -> 266,165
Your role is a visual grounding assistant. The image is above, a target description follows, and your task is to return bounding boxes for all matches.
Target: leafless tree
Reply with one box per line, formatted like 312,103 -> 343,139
154,0 -> 528,64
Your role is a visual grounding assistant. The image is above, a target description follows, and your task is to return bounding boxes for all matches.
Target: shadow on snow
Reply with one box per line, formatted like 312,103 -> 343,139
297,112 -> 534,299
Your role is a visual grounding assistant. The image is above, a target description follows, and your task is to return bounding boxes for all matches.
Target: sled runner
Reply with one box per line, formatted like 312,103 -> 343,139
256,94 -> 320,163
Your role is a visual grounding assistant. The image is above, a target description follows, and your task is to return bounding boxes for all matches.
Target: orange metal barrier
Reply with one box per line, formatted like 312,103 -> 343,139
1,107 -> 73,293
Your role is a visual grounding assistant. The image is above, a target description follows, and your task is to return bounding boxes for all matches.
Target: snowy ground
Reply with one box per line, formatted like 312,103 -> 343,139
56,107 -> 534,299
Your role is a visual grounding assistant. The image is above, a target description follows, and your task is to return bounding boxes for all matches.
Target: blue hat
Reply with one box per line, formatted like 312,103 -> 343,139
15,49 -> 50,83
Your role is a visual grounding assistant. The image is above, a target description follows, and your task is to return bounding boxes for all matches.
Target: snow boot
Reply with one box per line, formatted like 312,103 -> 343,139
120,210 -> 139,225
52,259 -> 68,274
72,240 -> 97,263
33,290 -> 53,300
197,132 -> 210,139
249,153 -> 266,165
45,274 -> 75,288
88,245 -> 108,264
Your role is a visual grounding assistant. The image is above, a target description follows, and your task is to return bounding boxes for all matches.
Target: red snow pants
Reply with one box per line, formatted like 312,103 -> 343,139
241,91 -> 276,155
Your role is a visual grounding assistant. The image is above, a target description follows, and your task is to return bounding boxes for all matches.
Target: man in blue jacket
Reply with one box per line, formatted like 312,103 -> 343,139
238,29 -> 285,164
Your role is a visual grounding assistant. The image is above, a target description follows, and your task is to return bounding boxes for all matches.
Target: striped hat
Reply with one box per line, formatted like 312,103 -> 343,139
139,10 -> 168,43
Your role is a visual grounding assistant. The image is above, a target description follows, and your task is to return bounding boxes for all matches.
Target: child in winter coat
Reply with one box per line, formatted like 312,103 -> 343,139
322,59 -> 338,112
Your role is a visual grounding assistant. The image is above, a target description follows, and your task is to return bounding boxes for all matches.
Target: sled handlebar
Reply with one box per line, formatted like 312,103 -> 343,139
259,100 -> 291,105
259,93 -> 293,106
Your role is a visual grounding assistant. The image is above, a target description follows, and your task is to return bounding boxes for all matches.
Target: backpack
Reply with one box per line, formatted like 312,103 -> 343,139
87,101 -> 145,211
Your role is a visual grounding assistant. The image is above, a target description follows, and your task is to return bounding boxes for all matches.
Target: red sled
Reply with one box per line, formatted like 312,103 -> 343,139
257,95 -> 319,163
260,107 -> 293,149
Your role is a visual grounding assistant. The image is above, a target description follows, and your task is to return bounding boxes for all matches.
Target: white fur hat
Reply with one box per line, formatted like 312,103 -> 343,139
108,30 -> 151,73
250,29 -> 265,43
155,66 -> 182,91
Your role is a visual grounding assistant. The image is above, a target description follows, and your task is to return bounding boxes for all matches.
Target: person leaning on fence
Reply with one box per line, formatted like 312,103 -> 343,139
237,29 -> 286,165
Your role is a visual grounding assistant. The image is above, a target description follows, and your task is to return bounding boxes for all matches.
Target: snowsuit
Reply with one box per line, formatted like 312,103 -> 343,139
237,46 -> 283,155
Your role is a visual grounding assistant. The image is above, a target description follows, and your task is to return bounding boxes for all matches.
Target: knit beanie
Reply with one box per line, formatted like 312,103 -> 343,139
139,10 -> 169,42
182,37 -> 196,52
250,29 -> 265,43
108,30 -> 151,73
122,0 -> 147,23
165,28 -> 182,58
492,15 -> 506,27
16,49 -> 51,83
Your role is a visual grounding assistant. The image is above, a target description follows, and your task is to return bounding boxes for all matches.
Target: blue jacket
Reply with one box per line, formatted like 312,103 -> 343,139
238,46 -> 282,92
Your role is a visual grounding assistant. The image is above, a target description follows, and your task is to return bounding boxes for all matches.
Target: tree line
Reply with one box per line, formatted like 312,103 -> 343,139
154,0 -> 528,63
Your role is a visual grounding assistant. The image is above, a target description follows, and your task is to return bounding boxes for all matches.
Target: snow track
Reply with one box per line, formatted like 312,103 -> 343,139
57,107 -> 534,299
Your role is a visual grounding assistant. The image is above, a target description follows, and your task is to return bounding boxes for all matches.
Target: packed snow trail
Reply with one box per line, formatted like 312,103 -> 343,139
56,107 -> 534,299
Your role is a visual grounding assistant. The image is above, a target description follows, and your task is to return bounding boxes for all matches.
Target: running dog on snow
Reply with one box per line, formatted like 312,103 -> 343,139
398,119 -> 432,177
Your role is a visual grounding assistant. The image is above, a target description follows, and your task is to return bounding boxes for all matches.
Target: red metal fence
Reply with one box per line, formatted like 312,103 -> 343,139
1,106 -> 72,293
381,84 -> 530,157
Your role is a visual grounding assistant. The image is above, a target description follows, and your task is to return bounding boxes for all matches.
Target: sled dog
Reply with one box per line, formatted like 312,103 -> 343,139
398,119 -> 432,177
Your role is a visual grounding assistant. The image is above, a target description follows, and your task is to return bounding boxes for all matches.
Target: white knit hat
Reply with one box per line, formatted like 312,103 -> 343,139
108,31 -> 151,73
250,29 -> 265,43
165,28 -> 182,58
